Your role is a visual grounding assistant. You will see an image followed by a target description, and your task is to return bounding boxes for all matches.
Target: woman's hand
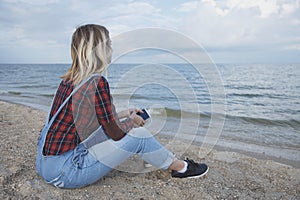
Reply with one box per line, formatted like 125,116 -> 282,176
129,108 -> 145,127
117,108 -> 142,118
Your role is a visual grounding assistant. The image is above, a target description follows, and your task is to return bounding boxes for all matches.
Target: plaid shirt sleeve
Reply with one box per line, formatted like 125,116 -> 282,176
95,77 -> 134,136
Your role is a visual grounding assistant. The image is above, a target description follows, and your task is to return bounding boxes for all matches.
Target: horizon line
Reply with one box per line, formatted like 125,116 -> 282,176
1,62 -> 300,65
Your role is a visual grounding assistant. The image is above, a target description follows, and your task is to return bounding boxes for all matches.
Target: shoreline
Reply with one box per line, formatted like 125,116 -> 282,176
0,100 -> 299,199
3,98 -> 299,168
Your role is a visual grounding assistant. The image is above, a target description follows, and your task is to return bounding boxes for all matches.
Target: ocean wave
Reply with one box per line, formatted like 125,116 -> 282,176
151,107 -> 218,120
113,93 -> 181,101
227,93 -> 288,100
38,94 -> 55,98
227,93 -> 265,98
8,91 -> 22,95
153,107 -> 300,129
237,116 -> 300,129
5,91 -> 54,99
227,85 -> 274,90
17,84 -> 50,89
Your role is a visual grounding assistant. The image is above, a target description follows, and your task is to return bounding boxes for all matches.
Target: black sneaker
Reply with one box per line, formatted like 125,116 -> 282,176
171,158 -> 209,179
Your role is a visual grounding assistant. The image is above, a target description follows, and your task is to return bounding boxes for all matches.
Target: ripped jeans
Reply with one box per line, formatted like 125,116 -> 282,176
36,127 -> 175,189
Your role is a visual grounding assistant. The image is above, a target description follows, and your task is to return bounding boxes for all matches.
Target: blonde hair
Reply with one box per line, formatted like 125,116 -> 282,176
62,24 -> 112,85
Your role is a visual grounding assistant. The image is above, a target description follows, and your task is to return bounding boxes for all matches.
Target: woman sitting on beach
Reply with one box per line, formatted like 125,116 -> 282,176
36,24 -> 209,189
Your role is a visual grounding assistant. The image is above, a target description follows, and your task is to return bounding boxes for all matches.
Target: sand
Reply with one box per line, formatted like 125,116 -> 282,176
0,100 -> 299,199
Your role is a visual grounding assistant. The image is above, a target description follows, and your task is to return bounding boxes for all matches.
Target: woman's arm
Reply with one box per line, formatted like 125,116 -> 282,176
117,108 -> 144,119
95,77 -> 145,140
112,106 -> 145,132
117,110 -> 129,119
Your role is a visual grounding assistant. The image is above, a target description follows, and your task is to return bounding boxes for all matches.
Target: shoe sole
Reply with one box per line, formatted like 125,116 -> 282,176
144,163 -> 152,168
187,166 -> 209,179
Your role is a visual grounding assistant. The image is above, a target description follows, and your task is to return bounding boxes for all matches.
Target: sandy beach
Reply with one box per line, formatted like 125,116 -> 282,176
0,100 -> 299,199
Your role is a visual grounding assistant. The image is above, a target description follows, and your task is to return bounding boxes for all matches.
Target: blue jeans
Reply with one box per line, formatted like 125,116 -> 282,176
36,126 -> 174,189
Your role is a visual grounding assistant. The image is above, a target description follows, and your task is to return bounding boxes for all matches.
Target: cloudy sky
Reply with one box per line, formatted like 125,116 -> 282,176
0,0 -> 299,63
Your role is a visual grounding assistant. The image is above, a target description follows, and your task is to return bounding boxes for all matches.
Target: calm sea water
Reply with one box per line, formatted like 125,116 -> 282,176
0,63 -> 299,166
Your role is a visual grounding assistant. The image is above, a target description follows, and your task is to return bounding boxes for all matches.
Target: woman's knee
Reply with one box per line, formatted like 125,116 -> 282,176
129,127 -> 153,138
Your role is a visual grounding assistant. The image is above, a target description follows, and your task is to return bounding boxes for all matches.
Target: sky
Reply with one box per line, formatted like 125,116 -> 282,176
0,0 -> 299,64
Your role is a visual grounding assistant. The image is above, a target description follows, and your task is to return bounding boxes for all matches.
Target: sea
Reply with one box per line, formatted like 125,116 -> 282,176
0,63 -> 299,167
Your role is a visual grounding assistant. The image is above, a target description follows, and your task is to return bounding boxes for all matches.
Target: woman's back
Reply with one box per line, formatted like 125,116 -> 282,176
44,75 -> 111,156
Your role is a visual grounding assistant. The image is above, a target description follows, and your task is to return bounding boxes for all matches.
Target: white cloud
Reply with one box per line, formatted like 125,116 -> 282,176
175,1 -> 199,12
281,1 -> 300,16
0,0 -> 299,63
284,44 -> 300,50
109,24 -> 131,36
180,0 -> 300,51
130,1 -> 159,12
104,1 -> 161,23
227,0 -> 280,18
3,0 -> 58,4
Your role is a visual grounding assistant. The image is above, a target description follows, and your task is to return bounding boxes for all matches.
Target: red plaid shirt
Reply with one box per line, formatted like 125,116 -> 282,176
43,76 -> 134,156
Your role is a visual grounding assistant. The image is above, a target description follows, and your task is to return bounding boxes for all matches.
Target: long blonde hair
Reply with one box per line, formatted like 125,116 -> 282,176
62,24 -> 112,85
